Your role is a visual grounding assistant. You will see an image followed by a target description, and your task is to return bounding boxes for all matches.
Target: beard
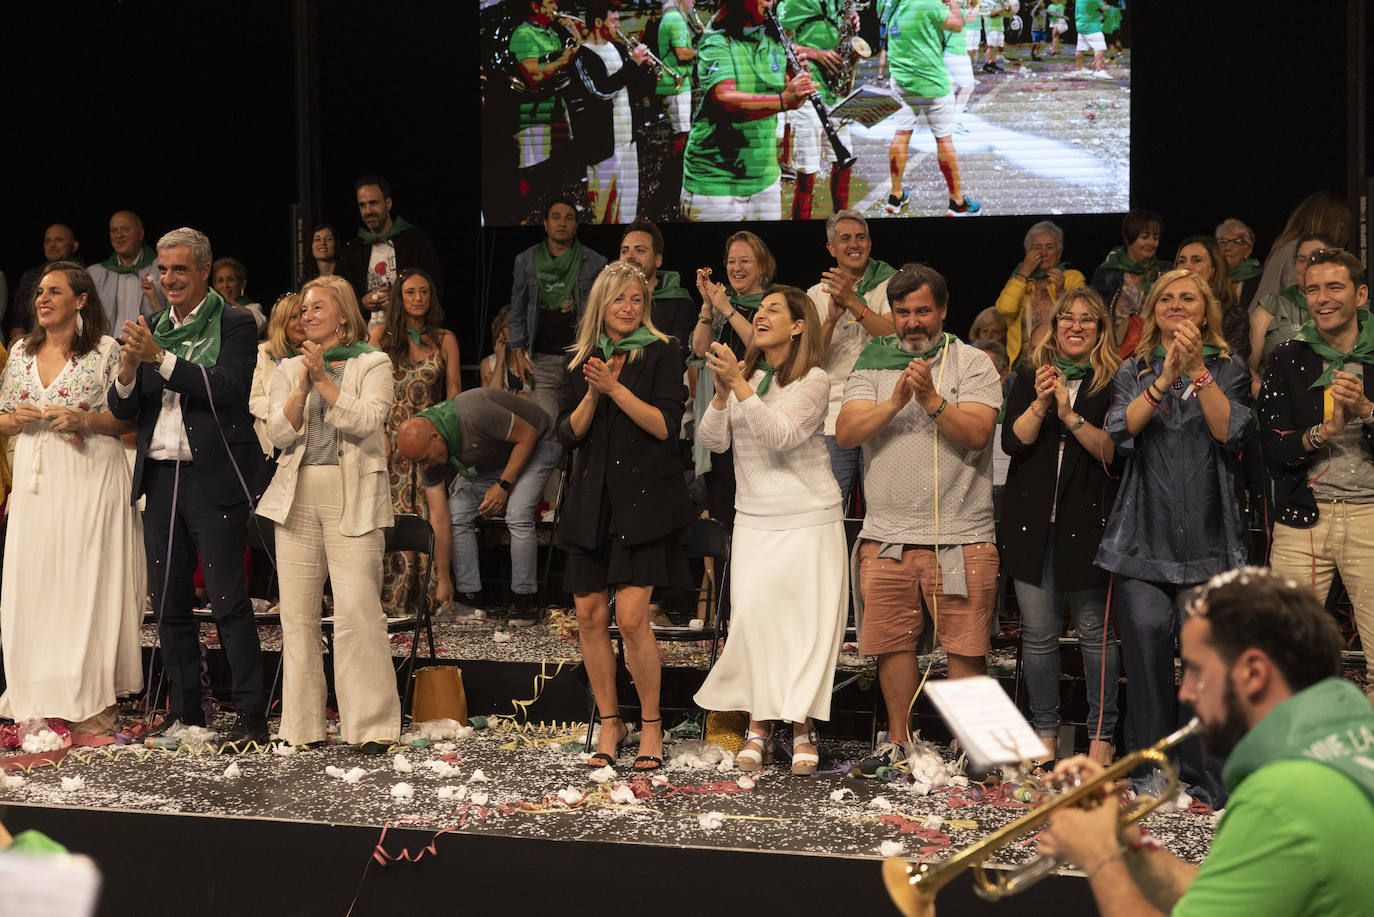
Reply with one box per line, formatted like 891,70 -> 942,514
1200,679 -> 1249,759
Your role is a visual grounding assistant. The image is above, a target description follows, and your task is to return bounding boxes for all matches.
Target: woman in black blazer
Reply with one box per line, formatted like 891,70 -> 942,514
557,262 -> 694,773
1000,288 -> 1121,766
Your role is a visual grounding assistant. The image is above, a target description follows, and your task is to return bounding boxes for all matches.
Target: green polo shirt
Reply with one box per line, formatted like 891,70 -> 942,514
776,0 -> 841,106
1075,0 -> 1104,34
1102,4 -> 1122,34
510,22 -> 562,129
682,25 -> 786,197
886,0 -> 952,98
656,9 -> 695,95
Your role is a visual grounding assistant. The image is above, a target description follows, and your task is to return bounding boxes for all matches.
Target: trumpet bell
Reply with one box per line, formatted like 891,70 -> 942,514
882,857 -> 934,917
850,36 -> 873,58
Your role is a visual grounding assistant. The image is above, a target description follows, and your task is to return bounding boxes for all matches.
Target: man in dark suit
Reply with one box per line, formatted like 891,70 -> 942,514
109,227 -> 268,751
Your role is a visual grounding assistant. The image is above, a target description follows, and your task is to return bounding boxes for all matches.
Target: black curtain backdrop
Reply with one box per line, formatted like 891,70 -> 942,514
0,1 -> 1356,364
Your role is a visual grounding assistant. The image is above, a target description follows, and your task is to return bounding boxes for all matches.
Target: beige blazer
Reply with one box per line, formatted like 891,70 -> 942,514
257,350 -> 395,536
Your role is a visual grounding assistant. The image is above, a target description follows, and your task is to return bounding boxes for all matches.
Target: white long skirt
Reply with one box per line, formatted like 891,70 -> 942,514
0,428 -> 146,722
694,511 -> 848,724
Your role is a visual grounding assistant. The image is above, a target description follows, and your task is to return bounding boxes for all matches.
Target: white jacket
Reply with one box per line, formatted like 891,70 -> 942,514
257,350 -> 394,536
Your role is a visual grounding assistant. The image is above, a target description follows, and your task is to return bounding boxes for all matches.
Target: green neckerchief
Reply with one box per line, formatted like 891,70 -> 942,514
597,326 -> 660,361
152,289 -> 227,367
533,238 -> 584,311
101,245 -> 156,275
754,359 -> 776,396
1011,260 -> 1070,282
7,829 -> 68,855
1294,308 -> 1374,389
853,332 -> 954,371
729,290 -> 766,313
1222,678 -> 1374,805
323,341 -> 380,362
652,269 -> 693,303
1099,246 -> 1162,279
1051,357 -> 1093,381
855,258 -> 897,296
1229,257 -> 1262,282
405,325 -> 432,347
416,399 -> 471,481
357,215 -> 414,245
1150,342 -> 1224,384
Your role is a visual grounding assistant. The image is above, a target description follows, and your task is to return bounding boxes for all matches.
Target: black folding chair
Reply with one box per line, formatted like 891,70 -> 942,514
583,516 -> 732,751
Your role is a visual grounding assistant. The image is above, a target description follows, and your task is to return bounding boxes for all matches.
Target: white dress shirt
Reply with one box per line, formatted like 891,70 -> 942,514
113,296 -> 205,461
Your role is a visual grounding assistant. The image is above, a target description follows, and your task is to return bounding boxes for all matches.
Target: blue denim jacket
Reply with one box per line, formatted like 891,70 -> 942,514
508,241 -> 608,352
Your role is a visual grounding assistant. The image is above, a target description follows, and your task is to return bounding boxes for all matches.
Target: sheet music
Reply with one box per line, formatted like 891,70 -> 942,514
924,676 -> 1047,772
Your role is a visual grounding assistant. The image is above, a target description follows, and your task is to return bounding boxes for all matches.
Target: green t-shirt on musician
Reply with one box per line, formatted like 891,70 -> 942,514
776,0 -> 841,105
1102,4 -> 1122,34
944,15 -> 970,55
1075,0 -> 1103,34
887,0 -> 952,99
682,26 -> 786,197
656,9 -> 694,96
510,22 -> 562,129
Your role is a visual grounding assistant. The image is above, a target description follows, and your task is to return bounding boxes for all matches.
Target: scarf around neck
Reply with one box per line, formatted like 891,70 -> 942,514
1100,246 -> 1161,279
102,245 -> 156,275
323,341 -> 379,362
1012,260 -> 1070,283
357,215 -> 414,245
1229,257 -> 1262,282
152,289 -> 226,367
1051,357 -> 1093,380
1295,308 -> 1374,389
533,238 -> 584,310
855,258 -> 897,296
652,270 -> 693,303
753,359 -> 777,396
415,399 -> 471,481
596,326 -> 659,361
853,332 -> 953,371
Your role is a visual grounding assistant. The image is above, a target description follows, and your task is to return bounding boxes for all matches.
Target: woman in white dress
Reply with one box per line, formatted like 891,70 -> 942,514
0,262 -> 145,737
694,285 -> 848,775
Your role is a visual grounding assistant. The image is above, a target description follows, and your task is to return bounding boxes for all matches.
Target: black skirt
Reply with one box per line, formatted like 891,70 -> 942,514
561,486 -> 691,594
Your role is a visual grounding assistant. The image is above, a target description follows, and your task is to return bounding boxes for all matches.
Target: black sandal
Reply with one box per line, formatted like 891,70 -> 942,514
633,718 -> 665,772
587,713 -> 625,768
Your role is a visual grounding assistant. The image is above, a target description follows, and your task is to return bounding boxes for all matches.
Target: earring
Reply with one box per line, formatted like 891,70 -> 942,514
75,311 -> 84,336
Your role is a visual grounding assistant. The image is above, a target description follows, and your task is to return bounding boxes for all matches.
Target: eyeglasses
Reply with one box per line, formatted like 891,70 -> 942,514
1055,313 -> 1099,328
1215,237 -> 1251,248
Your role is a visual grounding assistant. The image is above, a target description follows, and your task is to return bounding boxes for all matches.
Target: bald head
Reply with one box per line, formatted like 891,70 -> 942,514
397,417 -> 447,468
110,210 -> 145,260
43,224 -> 78,261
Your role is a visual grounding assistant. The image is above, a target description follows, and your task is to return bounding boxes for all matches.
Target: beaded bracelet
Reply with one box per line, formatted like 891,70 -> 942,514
1143,387 -> 1161,408
1193,370 -> 1214,390
928,398 -> 949,419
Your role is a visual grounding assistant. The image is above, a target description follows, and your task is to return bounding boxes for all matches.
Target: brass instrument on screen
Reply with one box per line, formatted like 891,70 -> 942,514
559,13 -> 686,89
683,0 -> 708,38
489,13 -> 581,95
882,718 -> 1202,915
831,0 -> 873,97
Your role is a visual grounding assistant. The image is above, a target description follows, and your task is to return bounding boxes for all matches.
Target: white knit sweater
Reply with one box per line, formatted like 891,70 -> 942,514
697,366 -> 840,519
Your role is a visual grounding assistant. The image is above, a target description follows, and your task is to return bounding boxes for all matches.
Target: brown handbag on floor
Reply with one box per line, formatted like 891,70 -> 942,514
410,665 -> 468,725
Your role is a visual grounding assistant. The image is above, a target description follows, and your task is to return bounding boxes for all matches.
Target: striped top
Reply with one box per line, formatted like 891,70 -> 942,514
302,362 -> 346,466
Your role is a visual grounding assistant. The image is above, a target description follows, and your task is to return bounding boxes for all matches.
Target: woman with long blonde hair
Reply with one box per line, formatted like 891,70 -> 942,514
694,286 -> 847,776
1001,287 -> 1120,766
1095,269 -> 1253,799
249,293 -> 305,457
556,263 -> 694,773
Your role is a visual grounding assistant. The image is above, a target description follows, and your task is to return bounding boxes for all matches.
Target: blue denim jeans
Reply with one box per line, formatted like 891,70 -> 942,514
448,439 -> 562,595
823,435 -> 861,511
1014,528 -> 1118,741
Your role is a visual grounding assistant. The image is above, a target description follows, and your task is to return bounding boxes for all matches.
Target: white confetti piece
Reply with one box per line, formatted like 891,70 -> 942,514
879,840 -> 905,857
736,776 -> 756,790
61,776 -> 85,792
829,788 -> 854,802
438,786 -> 461,800
273,742 -> 296,756
390,782 -> 414,799
325,766 -> 345,778
492,631 -> 512,643
468,769 -> 488,783
697,811 -> 724,830
222,762 -> 241,779
650,774 -> 670,787
392,754 -> 413,774
469,790 -> 490,807
556,788 -> 584,805
588,766 -> 616,784
433,742 -> 458,754
1,773 -> 26,790
341,767 -> 368,784
868,796 -> 894,811
608,784 -> 638,805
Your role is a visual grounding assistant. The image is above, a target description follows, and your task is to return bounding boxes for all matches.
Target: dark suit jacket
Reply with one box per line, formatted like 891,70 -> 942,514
108,304 -> 266,506
998,364 -> 1120,592
338,221 -> 444,302
1259,338 -> 1374,528
555,339 -> 694,550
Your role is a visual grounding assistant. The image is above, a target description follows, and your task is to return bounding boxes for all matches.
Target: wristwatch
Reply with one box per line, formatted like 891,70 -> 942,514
497,479 -> 514,492
1068,413 -> 1087,432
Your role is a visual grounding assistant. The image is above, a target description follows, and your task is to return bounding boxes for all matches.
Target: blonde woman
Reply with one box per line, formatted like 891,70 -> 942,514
693,286 -> 846,775
1000,288 -> 1120,766
556,262 -> 695,772
249,293 -> 305,457
257,275 -> 398,752
1095,269 -> 1253,794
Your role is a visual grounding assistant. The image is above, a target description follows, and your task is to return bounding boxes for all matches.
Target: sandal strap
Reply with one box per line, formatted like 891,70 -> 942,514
793,731 -> 818,748
742,731 -> 768,745
792,752 -> 820,765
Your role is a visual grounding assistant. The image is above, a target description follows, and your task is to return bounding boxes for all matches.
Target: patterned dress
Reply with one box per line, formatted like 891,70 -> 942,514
380,348 -> 446,616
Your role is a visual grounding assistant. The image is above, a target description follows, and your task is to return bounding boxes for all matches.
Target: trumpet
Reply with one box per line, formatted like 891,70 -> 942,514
883,718 -> 1202,915
558,13 -> 686,89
